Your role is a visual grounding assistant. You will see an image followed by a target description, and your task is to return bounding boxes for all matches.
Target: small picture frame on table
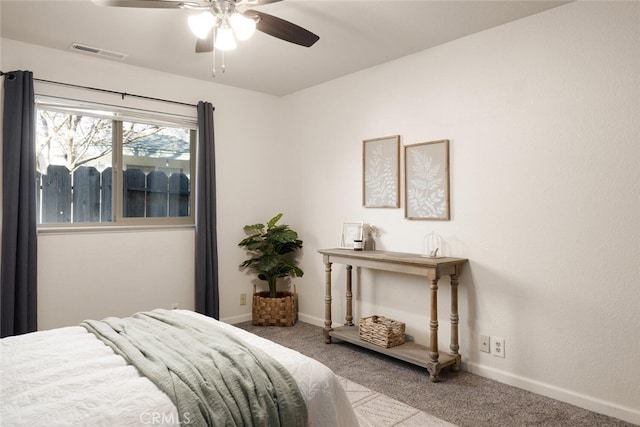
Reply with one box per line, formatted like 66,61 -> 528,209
340,222 -> 363,249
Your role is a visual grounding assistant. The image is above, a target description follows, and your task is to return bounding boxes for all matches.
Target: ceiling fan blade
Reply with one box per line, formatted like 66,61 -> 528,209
245,9 -> 319,47
92,0 -> 194,9
195,33 -> 214,53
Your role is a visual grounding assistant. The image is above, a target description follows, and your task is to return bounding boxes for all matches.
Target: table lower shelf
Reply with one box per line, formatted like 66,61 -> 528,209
328,325 -> 459,370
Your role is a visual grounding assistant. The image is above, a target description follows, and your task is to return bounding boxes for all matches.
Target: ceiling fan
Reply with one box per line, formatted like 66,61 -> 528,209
92,0 -> 320,54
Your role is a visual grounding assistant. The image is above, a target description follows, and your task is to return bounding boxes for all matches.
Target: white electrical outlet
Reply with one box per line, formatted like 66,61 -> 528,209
480,335 -> 490,353
240,293 -> 247,306
492,337 -> 505,358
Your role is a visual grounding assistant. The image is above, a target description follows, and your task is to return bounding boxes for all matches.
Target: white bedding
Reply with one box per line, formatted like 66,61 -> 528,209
0,310 -> 359,426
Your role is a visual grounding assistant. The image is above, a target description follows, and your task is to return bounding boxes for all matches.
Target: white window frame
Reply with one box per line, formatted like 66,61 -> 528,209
35,96 -> 197,230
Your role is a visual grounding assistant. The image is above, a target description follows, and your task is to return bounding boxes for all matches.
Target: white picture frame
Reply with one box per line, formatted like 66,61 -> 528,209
340,222 -> 363,248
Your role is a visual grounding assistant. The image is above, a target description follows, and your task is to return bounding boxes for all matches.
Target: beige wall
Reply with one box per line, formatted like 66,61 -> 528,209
1,1 -> 639,424
283,1 -> 640,423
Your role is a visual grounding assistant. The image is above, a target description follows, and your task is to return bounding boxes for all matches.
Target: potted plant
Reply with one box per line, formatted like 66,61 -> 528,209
238,213 -> 303,326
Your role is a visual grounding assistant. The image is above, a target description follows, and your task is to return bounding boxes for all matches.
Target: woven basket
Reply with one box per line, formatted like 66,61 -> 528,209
252,291 -> 297,327
359,315 -> 406,348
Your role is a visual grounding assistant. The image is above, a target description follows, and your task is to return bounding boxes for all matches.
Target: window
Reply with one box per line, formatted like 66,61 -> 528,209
35,98 -> 196,226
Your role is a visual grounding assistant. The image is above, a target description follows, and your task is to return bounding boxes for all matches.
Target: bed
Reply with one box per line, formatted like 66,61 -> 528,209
0,309 -> 359,426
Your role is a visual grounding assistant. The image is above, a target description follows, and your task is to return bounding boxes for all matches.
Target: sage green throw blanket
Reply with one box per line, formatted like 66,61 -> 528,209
81,309 -> 308,427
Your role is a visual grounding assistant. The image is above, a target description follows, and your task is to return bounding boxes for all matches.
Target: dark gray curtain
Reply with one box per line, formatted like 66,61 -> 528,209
1,70 -> 37,337
195,101 -> 219,319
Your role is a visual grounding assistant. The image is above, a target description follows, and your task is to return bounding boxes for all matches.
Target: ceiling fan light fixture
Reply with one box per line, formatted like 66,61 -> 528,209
229,12 -> 256,41
215,25 -> 237,51
188,11 -> 216,39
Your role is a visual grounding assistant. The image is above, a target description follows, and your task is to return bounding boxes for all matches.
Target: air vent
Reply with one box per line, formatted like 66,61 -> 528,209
69,43 -> 128,60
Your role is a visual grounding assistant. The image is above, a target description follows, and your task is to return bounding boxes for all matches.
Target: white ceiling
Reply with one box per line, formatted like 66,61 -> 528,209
1,0 -> 568,96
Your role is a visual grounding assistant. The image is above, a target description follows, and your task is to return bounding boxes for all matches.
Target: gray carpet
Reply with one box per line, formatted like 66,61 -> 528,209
235,321 -> 635,427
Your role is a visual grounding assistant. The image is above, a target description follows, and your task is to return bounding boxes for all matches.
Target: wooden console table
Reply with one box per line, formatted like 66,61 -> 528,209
318,248 -> 468,382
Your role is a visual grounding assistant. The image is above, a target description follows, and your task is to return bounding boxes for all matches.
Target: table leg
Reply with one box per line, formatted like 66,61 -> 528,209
345,265 -> 353,326
450,272 -> 461,371
428,278 -> 440,382
323,257 -> 333,344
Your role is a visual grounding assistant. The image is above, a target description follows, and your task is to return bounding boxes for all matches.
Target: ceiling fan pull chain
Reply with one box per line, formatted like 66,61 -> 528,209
222,51 -> 226,73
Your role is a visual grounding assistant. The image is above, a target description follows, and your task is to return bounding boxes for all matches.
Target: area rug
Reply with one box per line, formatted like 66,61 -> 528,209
338,376 -> 457,427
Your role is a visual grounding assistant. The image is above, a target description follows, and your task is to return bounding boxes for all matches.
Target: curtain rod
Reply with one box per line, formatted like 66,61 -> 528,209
0,71 -> 16,80
1,71 -> 197,108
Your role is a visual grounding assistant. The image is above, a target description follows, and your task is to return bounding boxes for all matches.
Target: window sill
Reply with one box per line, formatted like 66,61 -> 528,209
37,223 -> 195,236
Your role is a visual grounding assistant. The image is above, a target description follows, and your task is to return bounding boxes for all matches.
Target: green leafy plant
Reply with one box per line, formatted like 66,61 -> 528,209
238,213 -> 303,298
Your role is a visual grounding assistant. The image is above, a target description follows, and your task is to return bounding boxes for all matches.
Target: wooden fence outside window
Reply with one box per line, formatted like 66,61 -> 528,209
36,165 -> 190,223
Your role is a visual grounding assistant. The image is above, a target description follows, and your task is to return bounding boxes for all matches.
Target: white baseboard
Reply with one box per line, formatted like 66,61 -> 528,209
465,361 -> 640,425
298,313 -> 326,327
224,312 -> 336,329
224,313 -> 324,326
221,313 -> 251,325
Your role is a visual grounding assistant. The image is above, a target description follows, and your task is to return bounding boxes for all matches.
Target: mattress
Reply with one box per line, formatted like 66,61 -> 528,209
0,310 -> 359,426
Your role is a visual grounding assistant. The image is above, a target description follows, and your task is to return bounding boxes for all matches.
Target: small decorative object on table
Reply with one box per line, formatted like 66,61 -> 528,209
359,315 -> 406,348
341,222 -> 363,249
363,224 -> 378,250
423,231 -> 444,258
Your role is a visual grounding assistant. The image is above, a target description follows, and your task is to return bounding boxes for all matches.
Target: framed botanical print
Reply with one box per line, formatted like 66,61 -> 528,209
362,135 -> 400,208
404,139 -> 450,220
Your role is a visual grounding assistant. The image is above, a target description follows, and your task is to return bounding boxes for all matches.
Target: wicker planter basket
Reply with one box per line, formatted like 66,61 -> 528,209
359,315 -> 406,348
252,291 -> 298,327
